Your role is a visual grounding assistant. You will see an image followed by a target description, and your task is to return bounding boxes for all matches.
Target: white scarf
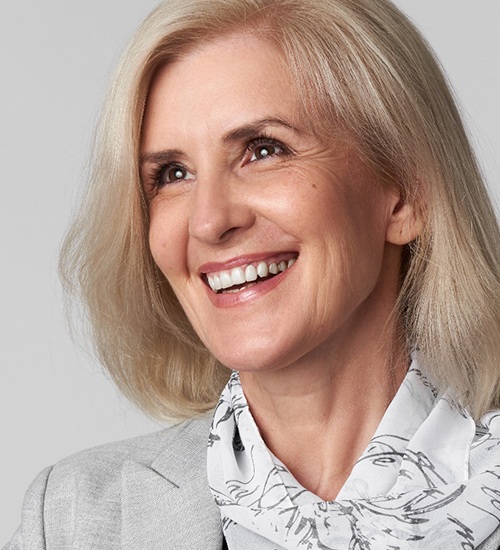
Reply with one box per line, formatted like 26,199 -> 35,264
207,359 -> 500,549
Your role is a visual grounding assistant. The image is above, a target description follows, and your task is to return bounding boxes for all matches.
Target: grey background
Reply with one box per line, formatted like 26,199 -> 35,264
1,0 -> 499,542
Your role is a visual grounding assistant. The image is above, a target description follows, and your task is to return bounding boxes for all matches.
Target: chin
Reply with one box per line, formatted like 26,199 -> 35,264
211,342 -> 299,374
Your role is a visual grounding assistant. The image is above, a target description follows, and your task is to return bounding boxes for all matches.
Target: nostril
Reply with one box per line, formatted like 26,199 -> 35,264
189,218 -> 239,244
219,227 -> 238,242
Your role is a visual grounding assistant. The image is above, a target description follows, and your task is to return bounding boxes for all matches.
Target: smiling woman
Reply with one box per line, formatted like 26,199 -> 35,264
142,37 -> 411,378
5,0 -> 500,549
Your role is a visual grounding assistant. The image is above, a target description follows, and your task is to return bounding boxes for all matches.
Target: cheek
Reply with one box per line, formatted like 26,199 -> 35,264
148,204 -> 187,279
311,183 -> 390,286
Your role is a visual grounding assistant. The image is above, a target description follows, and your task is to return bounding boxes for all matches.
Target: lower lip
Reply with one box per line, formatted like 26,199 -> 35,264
204,265 -> 294,308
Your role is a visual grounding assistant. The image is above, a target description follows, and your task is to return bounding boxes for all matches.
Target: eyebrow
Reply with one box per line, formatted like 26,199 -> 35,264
221,117 -> 302,143
140,148 -> 185,169
139,117 -> 301,168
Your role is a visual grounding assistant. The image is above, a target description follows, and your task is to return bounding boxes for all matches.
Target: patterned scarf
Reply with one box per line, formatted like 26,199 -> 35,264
207,359 -> 500,549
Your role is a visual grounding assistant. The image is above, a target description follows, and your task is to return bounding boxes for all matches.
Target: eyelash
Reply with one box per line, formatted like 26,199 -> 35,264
147,163 -> 193,192
246,135 -> 291,162
146,134 -> 291,192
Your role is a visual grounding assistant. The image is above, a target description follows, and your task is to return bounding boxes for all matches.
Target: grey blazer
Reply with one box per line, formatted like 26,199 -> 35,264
4,414 -> 222,550
4,412 -> 500,550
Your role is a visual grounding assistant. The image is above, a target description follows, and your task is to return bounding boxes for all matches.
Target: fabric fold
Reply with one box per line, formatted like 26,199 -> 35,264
207,357 -> 500,549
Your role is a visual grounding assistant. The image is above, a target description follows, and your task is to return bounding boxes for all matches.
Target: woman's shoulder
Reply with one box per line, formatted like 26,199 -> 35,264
43,411 -> 214,499
5,413 -> 218,550
55,413 -> 210,473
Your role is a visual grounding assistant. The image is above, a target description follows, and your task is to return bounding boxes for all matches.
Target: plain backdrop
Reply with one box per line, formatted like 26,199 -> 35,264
1,0 -> 499,543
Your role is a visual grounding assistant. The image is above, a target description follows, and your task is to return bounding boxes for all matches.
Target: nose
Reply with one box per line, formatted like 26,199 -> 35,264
188,173 -> 255,244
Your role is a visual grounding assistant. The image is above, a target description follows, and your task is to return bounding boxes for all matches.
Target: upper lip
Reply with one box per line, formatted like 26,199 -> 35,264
198,251 -> 298,275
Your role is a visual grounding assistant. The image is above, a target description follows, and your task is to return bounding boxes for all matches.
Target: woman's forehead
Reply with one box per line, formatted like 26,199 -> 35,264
141,34 -> 302,149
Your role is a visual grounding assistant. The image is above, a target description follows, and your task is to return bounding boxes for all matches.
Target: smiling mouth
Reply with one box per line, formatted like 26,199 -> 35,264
203,255 -> 297,294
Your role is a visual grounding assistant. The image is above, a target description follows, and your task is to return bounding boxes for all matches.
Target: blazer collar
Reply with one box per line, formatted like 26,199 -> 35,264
122,414 -> 223,550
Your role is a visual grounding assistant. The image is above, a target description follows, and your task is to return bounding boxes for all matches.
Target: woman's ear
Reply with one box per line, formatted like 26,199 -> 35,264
386,193 -> 424,245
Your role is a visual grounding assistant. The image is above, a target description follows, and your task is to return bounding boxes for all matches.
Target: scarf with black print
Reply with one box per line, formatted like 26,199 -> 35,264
207,358 -> 500,549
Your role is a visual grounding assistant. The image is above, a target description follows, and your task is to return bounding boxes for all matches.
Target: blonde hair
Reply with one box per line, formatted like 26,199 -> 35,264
60,0 -> 500,421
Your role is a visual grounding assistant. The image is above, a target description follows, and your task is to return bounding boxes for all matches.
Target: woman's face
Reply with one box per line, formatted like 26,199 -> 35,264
141,34 -> 406,373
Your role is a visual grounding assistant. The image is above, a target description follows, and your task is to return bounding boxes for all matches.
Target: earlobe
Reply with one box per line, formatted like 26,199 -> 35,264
386,196 -> 423,246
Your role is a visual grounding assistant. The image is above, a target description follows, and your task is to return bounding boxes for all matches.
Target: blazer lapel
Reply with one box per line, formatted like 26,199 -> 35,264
122,415 -> 223,550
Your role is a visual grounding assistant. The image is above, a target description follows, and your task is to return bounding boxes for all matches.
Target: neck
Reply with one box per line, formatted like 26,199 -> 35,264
239,314 -> 409,501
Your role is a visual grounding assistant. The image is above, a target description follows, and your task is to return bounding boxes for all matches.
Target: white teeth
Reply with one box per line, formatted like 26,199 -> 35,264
219,271 -> 233,289
268,262 -> 278,275
231,267 -> 245,285
213,274 -> 222,290
257,261 -> 268,278
245,264 -> 258,282
206,256 -> 297,292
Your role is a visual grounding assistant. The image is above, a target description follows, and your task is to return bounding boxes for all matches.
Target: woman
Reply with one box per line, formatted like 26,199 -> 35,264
6,0 -> 500,548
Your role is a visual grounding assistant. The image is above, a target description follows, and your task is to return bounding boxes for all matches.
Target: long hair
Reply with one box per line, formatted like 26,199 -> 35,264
60,0 -> 500,421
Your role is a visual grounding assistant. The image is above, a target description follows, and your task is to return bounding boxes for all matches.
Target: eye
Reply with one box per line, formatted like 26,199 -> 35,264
247,138 -> 288,162
153,163 -> 195,188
